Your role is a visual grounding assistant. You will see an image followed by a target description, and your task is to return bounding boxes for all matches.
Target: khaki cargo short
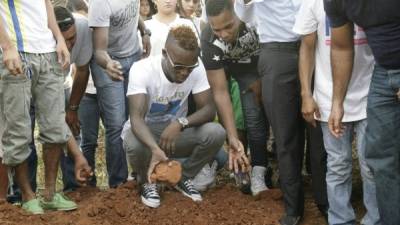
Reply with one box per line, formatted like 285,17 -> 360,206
0,52 -> 70,166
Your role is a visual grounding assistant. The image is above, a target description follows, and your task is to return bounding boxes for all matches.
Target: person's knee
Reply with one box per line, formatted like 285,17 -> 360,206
200,123 -> 226,147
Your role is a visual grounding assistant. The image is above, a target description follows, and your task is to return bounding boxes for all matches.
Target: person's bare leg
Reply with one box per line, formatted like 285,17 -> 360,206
0,160 -> 9,201
42,143 -> 63,201
14,160 -> 36,202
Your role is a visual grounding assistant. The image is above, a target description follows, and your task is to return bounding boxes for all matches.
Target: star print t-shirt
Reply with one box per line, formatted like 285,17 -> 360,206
126,55 -> 210,124
201,22 -> 260,75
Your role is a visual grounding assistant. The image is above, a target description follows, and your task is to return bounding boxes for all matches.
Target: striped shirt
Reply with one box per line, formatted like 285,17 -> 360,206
0,0 -> 56,53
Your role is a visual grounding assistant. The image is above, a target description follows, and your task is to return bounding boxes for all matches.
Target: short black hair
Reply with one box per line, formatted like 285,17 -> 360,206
66,0 -> 88,13
206,0 -> 233,17
166,25 -> 199,51
54,6 -> 75,32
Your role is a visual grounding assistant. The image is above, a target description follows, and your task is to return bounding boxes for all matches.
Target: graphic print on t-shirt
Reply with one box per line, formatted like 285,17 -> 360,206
211,25 -> 259,64
110,0 -> 138,29
147,91 -> 186,122
325,16 -> 367,45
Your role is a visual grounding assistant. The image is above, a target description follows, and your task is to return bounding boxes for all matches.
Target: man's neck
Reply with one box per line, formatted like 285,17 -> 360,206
155,13 -> 177,25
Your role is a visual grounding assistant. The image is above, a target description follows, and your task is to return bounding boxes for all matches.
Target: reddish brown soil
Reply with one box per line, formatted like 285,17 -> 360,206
0,181 -> 326,225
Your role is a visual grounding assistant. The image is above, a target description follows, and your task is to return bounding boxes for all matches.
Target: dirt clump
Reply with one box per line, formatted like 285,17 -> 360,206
150,160 -> 182,185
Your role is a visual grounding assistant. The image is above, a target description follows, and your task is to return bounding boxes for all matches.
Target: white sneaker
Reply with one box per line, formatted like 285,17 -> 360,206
250,166 -> 268,196
192,160 -> 218,191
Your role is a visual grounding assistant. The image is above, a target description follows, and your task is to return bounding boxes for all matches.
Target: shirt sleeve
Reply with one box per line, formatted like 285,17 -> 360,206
323,0 -> 349,28
234,0 -> 256,24
292,0 -> 318,35
192,60 -> 210,94
126,62 -> 148,96
88,0 -> 112,27
200,39 -> 225,71
74,20 -> 93,66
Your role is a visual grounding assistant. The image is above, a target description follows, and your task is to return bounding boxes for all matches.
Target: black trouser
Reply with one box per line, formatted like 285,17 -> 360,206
259,42 -> 304,217
306,123 -> 328,209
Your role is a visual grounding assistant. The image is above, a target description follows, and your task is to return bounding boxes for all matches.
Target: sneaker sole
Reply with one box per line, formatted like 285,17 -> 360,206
251,187 -> 269,196
141,196 -> 160,208
42,206 -> 78,211
174,186 -> 202,202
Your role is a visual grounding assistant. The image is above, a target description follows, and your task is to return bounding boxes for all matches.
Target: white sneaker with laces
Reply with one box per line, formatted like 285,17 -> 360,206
192,160 -> 218,191
250,166 -> 269,196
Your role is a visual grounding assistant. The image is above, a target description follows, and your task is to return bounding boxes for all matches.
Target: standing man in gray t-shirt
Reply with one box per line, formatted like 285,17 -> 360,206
88,0 -> 151,188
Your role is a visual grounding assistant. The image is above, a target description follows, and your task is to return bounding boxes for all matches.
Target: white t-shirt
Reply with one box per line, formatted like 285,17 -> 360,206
88,0 -> 140,57
292,0 -> 374,122
0,0 -> 56,53
122,55 -> 209,137
145,14 -> 198,56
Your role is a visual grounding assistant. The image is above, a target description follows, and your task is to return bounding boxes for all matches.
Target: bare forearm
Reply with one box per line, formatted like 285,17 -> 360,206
0,18 -> 12,49
138,17 -> 146,34
330,24 -> 354,106
131,118 -> 159,151
214,91 -> 238,139
299,33 -> 316,98
45,0 -> 64,43
69,66 -> 90,107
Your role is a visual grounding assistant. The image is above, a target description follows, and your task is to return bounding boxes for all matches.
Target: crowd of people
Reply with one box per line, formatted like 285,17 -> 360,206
0,0 -> 399,225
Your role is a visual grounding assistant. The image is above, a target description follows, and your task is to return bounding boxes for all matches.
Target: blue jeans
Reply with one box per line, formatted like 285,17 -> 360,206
90,51 -> 141,187
365,65 -> 400,225
78,94 -> 101,187
321,120 -> 381,225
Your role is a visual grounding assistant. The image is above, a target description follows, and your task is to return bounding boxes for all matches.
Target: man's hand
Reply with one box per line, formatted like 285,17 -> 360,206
74,155 -> 92,186
227,137 -> 250,173
159,121 -> 182,156
56,40 -> 70,70
2,45 -> 23,75
302,95 -> 320,127
397,88 -> 400,101
106,60 -> 124,81
147,148 -> 168,183
141,34 -> 151,58
66,110 -> 80,136
247,79 -> 262,107
328,102 -> 345,138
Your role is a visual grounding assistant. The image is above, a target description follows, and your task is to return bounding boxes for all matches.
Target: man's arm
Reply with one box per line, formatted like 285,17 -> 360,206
45,0 -> 70,69
92,27 -> 124,80
129,94 -> 168,182
207,69 -> 239,145
66,64 -> 90,135
137,17 -> 151,58
0,17 -> 22,75
234,0 -> 255,23
329,22 -> 354,137
206,69 -> 249,172
299,32 -> 320,127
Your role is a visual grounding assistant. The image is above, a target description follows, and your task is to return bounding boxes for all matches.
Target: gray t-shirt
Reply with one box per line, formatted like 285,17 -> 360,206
88,0 -> 140,57
71,14 -> 93,66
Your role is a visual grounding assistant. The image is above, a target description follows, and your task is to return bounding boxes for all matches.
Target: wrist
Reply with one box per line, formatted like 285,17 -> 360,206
68,104 -> 79,111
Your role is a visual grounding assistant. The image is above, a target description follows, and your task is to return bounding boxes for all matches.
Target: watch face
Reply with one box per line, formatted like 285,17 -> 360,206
178,117 -> 189,127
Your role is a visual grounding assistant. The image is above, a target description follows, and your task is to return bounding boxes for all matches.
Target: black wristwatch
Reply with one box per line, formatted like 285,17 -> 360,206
141,28 -> 151,37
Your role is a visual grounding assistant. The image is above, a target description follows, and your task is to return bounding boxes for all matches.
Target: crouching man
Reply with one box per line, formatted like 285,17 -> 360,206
122,25 -> 226,208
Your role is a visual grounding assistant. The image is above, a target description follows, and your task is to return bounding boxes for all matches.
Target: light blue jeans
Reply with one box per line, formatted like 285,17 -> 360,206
90,51 -> 141,187
321,120 -> 381,225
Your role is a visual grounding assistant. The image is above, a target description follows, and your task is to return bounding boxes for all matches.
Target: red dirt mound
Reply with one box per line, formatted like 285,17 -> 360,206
0,181 -> 326,225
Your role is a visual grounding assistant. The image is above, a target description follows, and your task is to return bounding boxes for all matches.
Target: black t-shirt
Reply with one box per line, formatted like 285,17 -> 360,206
201,22 -> 260,75
324,0 -> 400,69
